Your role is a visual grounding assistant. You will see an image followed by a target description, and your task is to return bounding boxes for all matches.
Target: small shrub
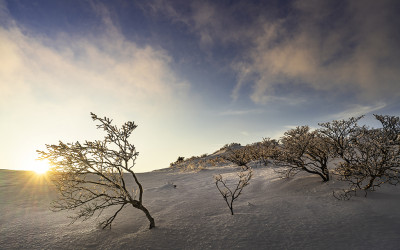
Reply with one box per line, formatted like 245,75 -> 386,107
215,167 -> 253,215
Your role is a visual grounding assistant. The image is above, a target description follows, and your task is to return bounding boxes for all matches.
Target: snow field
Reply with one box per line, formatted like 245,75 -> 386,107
1,167 -> 400,249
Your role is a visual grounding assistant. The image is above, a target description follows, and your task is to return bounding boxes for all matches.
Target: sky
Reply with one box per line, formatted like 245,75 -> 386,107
1,0 -> 400,173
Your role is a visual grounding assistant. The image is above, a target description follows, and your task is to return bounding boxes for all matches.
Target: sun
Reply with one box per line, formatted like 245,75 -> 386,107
31,160 -> 50,175
34,166 -> 48,174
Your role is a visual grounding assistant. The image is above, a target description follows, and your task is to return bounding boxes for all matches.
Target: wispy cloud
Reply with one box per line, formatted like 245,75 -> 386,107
240,131 -> 249,136
0,2 -> 189,114
326,102 -> 387,120
219,109 -> 263,116
0,2 -> 191,172
143,0 -> 258,49
148,0 -> 400,107
237,0 -> 400,105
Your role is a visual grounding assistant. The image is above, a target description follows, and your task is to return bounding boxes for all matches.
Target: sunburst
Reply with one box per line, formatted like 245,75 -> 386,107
31,159 -> 50,175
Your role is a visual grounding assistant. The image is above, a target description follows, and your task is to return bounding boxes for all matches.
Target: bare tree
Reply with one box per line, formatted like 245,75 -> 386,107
333,115 -> 400,198
318,116 -> 364,163
215,167 -> 253,215
274,126 -> 332,182
215,144 -> 253,215
37,113 -> 155,229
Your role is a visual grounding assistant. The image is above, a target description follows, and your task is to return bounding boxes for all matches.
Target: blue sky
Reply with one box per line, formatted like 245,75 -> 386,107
1,0 -> 400,172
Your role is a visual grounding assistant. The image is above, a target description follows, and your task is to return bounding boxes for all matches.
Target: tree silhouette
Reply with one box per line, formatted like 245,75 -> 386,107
37,113 -> 155,229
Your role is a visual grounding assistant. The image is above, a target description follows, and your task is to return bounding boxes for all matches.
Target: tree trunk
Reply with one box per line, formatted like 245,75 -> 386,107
138,204 -> 155,229
229,206 -> 234,215
364,177 -> 376,190
321,170 -> 329,182
303,167 -> 329,182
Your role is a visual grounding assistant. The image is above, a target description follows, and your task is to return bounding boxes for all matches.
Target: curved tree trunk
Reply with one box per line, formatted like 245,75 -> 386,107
135,203 -> 155,229
303,167 -> 329,182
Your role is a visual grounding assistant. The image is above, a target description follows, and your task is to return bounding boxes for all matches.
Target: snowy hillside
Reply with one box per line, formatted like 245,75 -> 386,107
1,166 -> 400,249
169,143 -> 243,170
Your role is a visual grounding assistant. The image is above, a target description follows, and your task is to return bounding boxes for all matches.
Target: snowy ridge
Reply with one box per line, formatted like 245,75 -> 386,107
169,143 -> 244,171
1,167 -> 400,249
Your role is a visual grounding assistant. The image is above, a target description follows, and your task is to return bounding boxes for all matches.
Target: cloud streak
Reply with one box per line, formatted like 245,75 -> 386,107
148,0 -> 400,106
144,0 -> 259,49
0,1 -> 191,172
327,102 -> 387,120
0,2 -> 189,113
238,0 -> 400,104
219,109 -> 264,116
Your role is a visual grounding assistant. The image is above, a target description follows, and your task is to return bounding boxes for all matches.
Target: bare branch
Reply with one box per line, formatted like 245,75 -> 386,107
215,168 -> 253,215
321,115 -> 400,199
38,113 -> 155,229
271,126 -> 331,182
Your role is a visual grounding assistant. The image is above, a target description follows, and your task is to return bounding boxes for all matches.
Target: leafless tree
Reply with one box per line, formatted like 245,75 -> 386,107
215,167 -> 253,215
273,126 -> 332,182
333,115 -> 400,199
215,144 -> 253,215
37,113 -> 155,229
318,115 -> 364,163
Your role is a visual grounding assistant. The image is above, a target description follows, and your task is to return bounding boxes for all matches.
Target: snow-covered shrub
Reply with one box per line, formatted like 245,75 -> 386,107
248,138 -> 279,166
170,156 -> 185,167
222,146 -> 252,168
374,114 -> 400,144
219,143 -> 242,152
318,115 -> 364,163
331,115 -> 400,198
37,113 -> 155,229
273,126 -> 332,182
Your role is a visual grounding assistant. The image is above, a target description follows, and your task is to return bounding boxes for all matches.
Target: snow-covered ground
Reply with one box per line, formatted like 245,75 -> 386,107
1,166 -> 400,249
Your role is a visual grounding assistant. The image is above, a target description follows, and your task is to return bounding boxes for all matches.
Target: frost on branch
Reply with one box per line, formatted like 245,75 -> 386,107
374,114 -> 400,144
247,138 -> 280,167
37,113 -> 155,229
331,115 -> 400,199
222,146 -> 252,168
273,126 -> 332,182
318,115 -> 364,164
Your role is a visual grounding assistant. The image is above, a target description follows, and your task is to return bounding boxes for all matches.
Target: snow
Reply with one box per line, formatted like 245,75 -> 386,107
1,166 -> 400,249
